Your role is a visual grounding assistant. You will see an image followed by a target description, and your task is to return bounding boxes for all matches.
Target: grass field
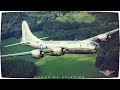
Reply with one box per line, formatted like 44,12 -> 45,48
1,37 -> 106,79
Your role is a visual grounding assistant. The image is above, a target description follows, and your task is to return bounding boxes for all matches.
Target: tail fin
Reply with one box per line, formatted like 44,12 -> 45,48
21,21 -> 40,43
4,21 -> 41,48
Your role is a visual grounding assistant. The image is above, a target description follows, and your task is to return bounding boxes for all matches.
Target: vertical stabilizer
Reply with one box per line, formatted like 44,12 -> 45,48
21,21 -> 40,43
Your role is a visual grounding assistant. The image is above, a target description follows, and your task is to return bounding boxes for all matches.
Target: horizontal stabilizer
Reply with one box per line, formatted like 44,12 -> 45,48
4,42 -> 30,47
40,37 -> 49,40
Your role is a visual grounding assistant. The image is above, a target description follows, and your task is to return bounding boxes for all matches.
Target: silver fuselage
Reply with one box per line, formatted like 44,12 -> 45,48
27,40 -> 99,54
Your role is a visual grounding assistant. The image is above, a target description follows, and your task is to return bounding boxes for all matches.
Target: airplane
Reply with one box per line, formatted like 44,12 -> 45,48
1,21 -> 119,59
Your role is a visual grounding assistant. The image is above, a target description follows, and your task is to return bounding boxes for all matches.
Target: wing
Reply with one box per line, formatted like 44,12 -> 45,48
1,51 -> 32,58
1,48 -> 53,58
84,28 -> 119,41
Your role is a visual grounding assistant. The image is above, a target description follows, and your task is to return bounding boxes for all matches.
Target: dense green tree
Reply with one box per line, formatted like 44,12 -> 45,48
1,60 -> 37,78
95,32 -> 119,77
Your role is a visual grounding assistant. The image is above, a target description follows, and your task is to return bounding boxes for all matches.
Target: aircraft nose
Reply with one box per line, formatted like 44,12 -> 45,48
95,45 -> 100,51
90,45 -> 100,53
90,46 -> 97,53
90,41 -> 100,50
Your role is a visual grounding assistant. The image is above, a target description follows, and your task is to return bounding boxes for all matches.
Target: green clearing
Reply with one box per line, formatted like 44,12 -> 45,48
1,36 -> 105,79
35,54 -> 105,79
55,12 -> 96,23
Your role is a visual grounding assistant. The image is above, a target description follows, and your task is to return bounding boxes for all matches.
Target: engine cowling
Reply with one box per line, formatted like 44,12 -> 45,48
97,34 -> 111,41
31,49 -> 44,58
49,48 -> 66,56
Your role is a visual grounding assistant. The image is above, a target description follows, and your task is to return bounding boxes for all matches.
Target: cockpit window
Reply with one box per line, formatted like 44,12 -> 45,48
90,42 -> 99,47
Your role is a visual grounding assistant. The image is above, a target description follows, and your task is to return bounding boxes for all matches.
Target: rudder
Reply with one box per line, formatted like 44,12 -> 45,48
21,21 -> 40,43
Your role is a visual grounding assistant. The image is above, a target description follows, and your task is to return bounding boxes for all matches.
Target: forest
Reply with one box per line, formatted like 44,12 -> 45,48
1,11 -> 119,78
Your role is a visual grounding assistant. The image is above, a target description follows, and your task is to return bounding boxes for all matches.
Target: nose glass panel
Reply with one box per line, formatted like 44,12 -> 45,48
90,42 -> 100,48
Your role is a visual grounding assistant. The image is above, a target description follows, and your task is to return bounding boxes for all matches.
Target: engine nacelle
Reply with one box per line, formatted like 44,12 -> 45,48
49,48 -> 66,56
31,49 -> 44,59
97,34 -> 111,41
